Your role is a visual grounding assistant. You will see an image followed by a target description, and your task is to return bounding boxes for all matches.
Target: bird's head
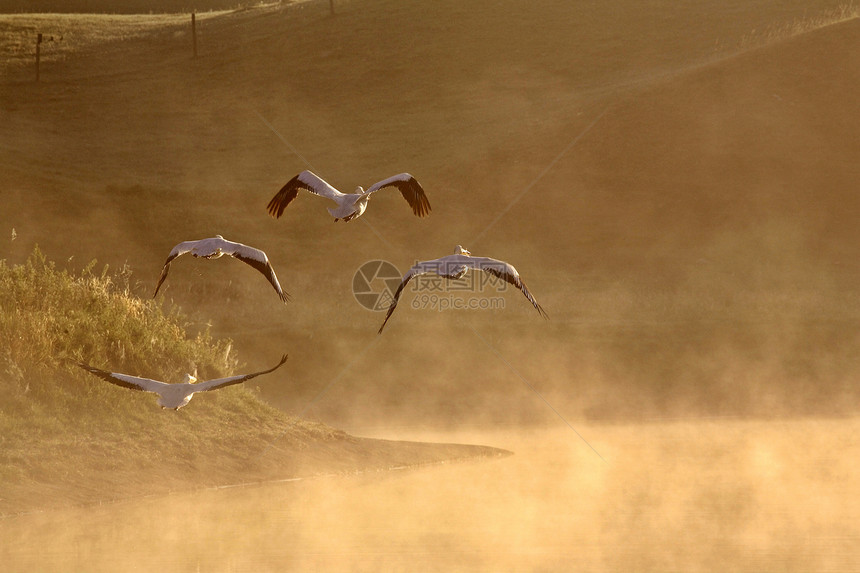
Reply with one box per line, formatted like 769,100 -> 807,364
183,367 -> 198,384
455,245 -> 472,256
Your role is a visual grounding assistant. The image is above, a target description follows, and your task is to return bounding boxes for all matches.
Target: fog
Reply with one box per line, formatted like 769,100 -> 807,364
4,423 -> 858,572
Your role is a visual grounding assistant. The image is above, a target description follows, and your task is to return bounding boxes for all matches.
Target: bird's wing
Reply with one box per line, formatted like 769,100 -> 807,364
76,363 -> 169,393
223,240 -> 291,303
365,173 -> 431,217
377,261 -> 444,334
153,240 -> 197,298
196,354 -> 289,392
469,257 -> 548,318
267,171 -> 345,218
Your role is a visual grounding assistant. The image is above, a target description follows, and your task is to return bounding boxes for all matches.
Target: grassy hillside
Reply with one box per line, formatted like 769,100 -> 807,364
1,1 -> 859,427
0,0 -> 253,13
0,249 -> 504,515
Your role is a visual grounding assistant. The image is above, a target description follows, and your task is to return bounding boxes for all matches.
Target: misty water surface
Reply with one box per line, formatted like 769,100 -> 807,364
3,421 -> 858,572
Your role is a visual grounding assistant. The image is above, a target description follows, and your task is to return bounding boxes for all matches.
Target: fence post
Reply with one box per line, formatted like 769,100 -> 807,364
36,33 -> 42,82
191,13 -> 198,58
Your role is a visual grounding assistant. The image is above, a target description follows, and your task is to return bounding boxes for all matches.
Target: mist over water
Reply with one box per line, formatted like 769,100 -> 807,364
3,422 -> 858,572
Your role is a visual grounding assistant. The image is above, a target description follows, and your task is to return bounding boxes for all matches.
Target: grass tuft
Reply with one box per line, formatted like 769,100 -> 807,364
0,245 -> 237,384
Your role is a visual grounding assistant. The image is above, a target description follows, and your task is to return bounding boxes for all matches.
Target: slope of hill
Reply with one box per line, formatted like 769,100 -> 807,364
0,249 -> 505,516
0,0 -> 248,12
1,1 -> 858,427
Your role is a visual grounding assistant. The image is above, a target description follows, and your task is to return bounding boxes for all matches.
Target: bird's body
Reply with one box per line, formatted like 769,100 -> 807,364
153,235 -> 289,303
75,355 -> 288,410
378,246 -> 547,333
267,170 -> 431,222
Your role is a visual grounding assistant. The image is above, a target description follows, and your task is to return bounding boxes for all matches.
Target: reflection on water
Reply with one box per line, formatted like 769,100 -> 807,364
2,419 -> 859,572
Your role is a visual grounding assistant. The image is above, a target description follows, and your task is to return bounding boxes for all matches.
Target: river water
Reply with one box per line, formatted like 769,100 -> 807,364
2,419 -> 858,572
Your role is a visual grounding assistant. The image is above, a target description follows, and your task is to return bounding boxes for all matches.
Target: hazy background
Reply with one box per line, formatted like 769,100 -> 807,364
2,1 -> 859,570
4,0 -> 858,430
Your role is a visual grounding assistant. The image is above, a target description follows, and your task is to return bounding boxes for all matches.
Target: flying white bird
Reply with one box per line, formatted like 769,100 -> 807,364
266,170 -> 431,222
153,235 -> 289,303
378,245 -> 548,333
75,354 -> 288,410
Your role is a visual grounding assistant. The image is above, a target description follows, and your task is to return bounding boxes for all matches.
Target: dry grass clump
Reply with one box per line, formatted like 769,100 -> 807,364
0,246 -> 236,387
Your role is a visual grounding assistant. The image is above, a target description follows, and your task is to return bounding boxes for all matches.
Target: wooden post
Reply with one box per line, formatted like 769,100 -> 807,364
36,33 -> 42,82
191,13 -> 198,58
330,0 -> 335,16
